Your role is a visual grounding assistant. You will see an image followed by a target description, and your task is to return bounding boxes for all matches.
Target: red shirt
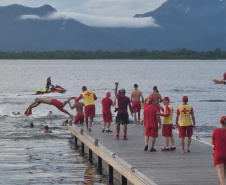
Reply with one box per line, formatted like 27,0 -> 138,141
116,94 -> 130,114
102,97 -> 113,113
212,128 -> 226,152
224,73 -> 226,80
143,105 -> 159,128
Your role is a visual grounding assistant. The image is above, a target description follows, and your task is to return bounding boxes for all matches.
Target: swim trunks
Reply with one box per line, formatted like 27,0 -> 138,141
85,105 -> 95,118
132,101 -> 141,113
179,125 -> 193,138
51,99 -> 64,111
145,127 -> 158,138
162,124 -> 173,137
116,113 -> 129,124
74,114 -> 84,124
102,111 -> 113,122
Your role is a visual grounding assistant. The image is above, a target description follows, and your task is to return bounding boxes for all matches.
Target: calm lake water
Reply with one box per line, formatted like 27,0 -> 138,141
0,59 -> 226,184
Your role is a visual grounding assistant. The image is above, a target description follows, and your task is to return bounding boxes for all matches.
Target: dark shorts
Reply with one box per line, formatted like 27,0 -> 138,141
116,113 -> 129,124
102,111 -> 112,123
145,127 -> 158,138
179,125 -> 193,138
85,105 -> 95,118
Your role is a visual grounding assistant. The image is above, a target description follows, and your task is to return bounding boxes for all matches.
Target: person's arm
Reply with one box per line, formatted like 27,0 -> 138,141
176,109 -> 180,129
129,103 -> 133,116
156,111 -> 161,129
130,91 -> 133,102
142,110 -> 146,126
211,130 -> 215,145
75,94 -> 83,102
141,93 -> 144,103
160,105 -> 170,117
159,94 -> 163,103
64,97 -> 76,105
93,93 -> 97,101
69,102 -> 76,110
112,98 -> 116,106
30,101 -> 40,108
115,84 -> 118,97
191,114 -> 195,130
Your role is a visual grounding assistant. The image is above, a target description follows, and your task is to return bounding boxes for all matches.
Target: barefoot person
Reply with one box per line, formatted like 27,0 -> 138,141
101,92 -> 116,132
25,97 -> 74,120
69,98 -> 85,124
75,86 -> 97,131
145,86 -> 162,104
211,116 -> 226,185
142,98 -> 161,152
176,96 -> 195,154
131,84 -> 144,125
115,83 -> 132,140
159,97 -> 176,151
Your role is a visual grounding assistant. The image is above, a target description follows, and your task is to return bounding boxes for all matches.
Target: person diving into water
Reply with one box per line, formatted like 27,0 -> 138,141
24,97 -> 74,120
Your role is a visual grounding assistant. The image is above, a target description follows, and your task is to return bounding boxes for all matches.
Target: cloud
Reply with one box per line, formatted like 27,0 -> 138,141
19,11 -> 159,28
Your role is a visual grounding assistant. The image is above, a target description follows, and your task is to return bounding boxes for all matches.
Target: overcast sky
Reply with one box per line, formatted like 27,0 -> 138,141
0,0 -> 167,27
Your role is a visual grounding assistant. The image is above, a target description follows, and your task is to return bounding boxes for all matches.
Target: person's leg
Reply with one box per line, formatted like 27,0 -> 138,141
123,124 -> 127,136
85,117 -> 88,129
103,121 -> 106,128
89,117 -> 93,129
61,108 -> 74,120
116,122 -> 120,135
107,122 -> 111,129
170,136 -> 175,146
145,136 -> 149,146
134,112 -> 137,125
138,111 -> 141,124
165,137 -> 169,147
181,138 -> 185,154
216,164 -> 225,185
150,137 -> 156,148
187,137 -> 192,151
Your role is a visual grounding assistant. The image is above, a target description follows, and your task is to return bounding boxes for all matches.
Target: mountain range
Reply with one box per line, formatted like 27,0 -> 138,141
0,0 -> 226,51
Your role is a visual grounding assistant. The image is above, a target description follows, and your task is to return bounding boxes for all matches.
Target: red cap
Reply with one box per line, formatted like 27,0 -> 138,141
148,97 -> 156,103
106,92 -> 111,97
182,96 -> 188,102
163,97 -> 170,101
220,116 -> 226,122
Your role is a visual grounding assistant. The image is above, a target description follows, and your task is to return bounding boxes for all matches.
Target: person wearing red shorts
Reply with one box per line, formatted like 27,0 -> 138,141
211,116 -> 226,185
159,97 -> 176,151
176,96 -> 195,154
131,84 -> 144,125
101,92 -> 116,132
75,86 -> 97,131
142,98 -> 161,152
25,97 -> 74,120
68,98 -> 85,124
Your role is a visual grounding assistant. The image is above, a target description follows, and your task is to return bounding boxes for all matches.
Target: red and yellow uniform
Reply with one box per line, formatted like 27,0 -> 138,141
177,104 -> 194,138
75,90 -> 97,118
160,104 -> 173,137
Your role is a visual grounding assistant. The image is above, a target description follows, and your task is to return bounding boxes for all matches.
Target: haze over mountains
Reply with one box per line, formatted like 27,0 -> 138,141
0,0 -> 226,52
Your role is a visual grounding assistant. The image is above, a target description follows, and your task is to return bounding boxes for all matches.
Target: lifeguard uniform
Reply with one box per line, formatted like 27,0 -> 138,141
212,128 -> 226,165
177,104 -> 194,138
46,77 -> 51,89
143,105 -> 159,138
102,97 -> 113,123
75,90 -> 97,118
132,101 -> 141,113
160,104 -> 173,137
74,114 -> 84,124
51,99 -> 64,111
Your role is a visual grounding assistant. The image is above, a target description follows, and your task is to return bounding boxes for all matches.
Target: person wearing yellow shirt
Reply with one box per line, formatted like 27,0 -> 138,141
159,97 -> 176,151
176,96 -> 195,154
75,86 -> 97,131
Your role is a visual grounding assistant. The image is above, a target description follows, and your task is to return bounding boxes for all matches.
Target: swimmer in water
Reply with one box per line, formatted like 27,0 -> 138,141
12,112 -> 20,115
30,123 -> 34,128
44,125 -> 52,133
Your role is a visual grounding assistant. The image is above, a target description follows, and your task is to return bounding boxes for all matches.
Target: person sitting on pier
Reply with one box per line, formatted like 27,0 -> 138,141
44,125 -> 52,133
142,98 -> 161,152
159,97 -> 176,151
211,116 -> 226,185
101,92 -> 116,132
176,96 -> 195,154
68,98 -> 85,124
24,97 -> 74,120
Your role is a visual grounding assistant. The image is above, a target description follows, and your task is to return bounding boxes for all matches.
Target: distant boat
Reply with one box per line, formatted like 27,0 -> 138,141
213,78 -> 226,84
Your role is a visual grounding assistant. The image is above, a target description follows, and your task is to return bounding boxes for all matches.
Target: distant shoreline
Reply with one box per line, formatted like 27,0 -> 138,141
0,49 -> 226,60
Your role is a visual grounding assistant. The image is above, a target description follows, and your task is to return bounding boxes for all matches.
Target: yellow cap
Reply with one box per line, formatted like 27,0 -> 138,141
48,76 -> 51,78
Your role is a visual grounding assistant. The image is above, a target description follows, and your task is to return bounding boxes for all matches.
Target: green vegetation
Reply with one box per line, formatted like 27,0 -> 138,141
0,48 -> 226,59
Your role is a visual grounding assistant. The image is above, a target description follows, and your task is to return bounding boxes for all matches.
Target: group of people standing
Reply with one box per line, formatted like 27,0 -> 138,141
25,82 -> 226,185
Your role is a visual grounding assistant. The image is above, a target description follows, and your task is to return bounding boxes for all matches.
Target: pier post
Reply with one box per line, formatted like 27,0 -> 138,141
122,175 -> 127,185
74,136 -> 77,147
89,149 -> 93,164
109,165 -> 113,184
98,156 -> 102,175
81,142 -> 85,155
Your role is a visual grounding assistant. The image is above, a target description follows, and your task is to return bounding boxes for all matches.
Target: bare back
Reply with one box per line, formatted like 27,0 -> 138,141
149,91 -> 162,102
131,89 -> 143,102
75,102 -> 84,114
37,98 -> 52,104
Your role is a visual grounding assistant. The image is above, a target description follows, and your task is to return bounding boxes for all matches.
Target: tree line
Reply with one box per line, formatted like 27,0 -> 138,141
0,48 -> 226,59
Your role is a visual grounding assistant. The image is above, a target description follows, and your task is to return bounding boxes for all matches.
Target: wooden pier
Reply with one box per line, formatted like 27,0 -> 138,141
67,123 -> 219,185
